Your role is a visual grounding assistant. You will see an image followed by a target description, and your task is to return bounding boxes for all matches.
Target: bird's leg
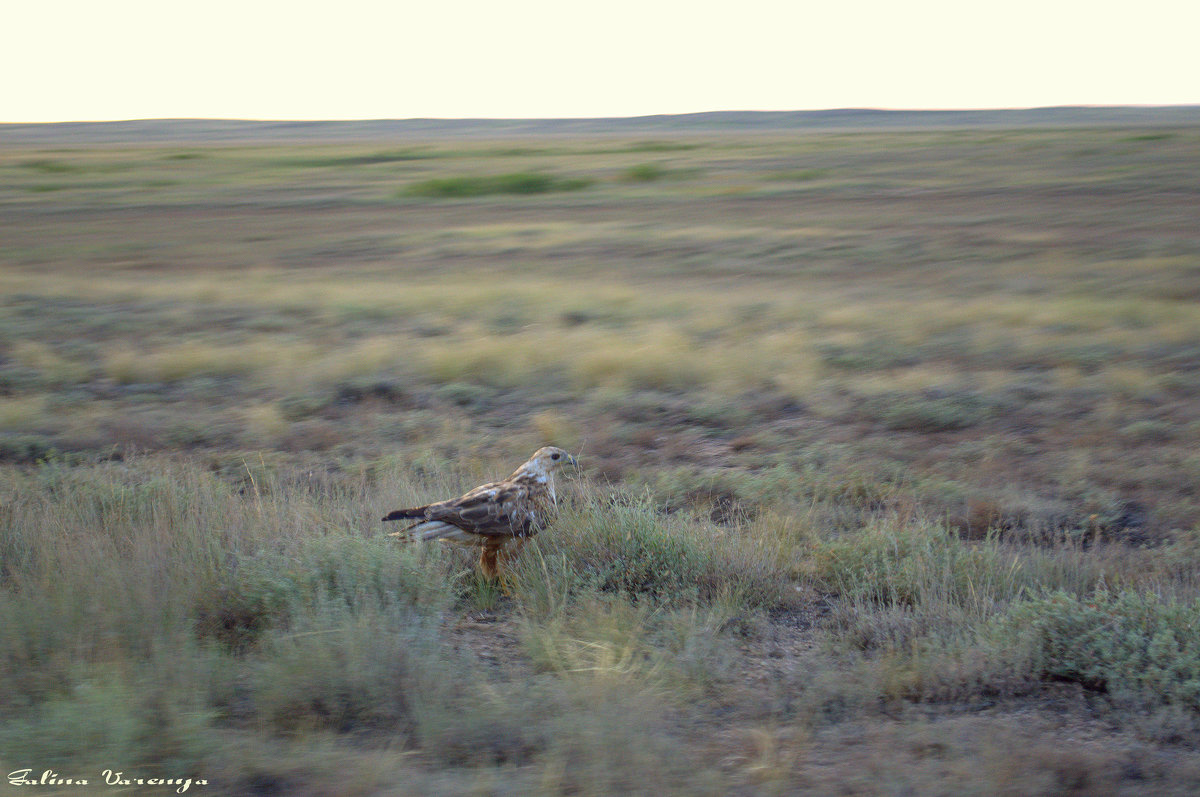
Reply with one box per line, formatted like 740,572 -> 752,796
496,538 -> 529,596
502,537 -> 528,565
479,544 -> 501,581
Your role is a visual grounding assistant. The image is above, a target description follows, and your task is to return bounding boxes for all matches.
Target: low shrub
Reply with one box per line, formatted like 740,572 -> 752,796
865,390 -> 995,432
403,172 -> 593,198
194,557 -> 300,652
1002,589 -> 1200,711
277,392 -> 332,422
0,433 -> 60,463
516,491 -> 790,610
807,520 -> 1027,610
0,665 -> 216,772
621,163 -> 668,182
247,602 -> 442,735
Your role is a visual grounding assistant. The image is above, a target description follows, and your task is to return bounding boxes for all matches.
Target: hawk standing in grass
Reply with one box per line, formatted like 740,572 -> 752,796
382,446 -> 577,579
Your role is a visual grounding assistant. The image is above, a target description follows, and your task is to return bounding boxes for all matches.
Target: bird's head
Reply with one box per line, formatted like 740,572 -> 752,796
530,446 -> 577,471
513,446 -> 578,482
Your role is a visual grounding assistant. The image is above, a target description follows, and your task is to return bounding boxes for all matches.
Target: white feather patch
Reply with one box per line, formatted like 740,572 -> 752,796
389,520 -> 478,545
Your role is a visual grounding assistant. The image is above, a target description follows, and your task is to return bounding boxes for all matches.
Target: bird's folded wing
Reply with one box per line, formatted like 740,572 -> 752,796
427,481 -> 532,536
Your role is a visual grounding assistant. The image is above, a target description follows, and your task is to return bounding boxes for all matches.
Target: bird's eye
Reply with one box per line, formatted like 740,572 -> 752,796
551,453 -> 561,460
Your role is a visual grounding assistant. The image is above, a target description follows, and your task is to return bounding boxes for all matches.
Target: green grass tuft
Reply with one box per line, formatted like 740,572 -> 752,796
403,171 -> 593,198
621,163 -> 669,182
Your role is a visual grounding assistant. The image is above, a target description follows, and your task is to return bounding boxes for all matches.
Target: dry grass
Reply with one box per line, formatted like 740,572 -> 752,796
3,124 -> 1200,792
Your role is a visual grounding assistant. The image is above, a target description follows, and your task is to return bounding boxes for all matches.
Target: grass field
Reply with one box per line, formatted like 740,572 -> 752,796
2,121 -> 1200,795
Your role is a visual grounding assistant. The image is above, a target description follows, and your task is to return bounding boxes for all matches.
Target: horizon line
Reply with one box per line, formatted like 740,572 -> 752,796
4,103 -> 1199,126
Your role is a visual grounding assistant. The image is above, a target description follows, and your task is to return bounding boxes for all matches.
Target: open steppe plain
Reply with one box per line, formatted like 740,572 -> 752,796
2,120 -> 1200,794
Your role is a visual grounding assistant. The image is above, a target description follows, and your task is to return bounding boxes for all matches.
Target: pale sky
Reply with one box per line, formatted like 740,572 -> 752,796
4,0 -> 1197,122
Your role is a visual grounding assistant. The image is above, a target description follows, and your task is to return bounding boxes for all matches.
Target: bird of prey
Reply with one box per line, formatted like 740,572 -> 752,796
382,446 -> 577,579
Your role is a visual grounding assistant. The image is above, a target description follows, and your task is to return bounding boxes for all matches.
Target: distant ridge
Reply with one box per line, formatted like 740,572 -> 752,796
3,106 -> 1198,145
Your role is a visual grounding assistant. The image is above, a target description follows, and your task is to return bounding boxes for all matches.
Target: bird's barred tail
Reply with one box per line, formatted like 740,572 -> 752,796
382,507 -> 425,522
387,520 -> 475,544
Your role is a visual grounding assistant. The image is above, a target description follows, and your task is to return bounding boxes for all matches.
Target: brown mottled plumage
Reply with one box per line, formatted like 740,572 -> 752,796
382,446 -> 577,578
